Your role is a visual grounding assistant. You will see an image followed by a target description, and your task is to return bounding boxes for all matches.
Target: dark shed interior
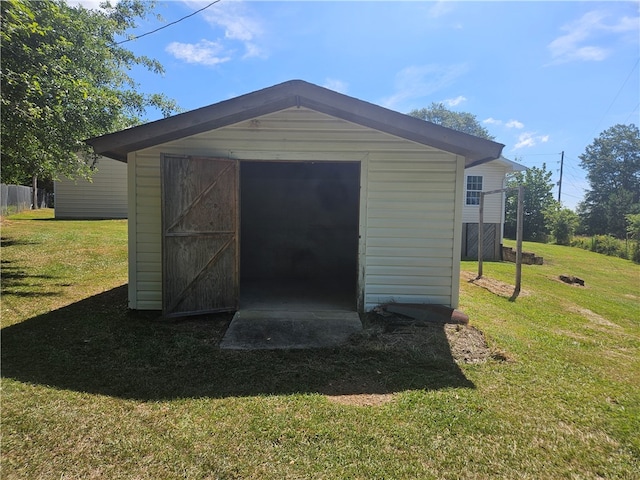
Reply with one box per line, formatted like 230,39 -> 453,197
240,161 -> 360,310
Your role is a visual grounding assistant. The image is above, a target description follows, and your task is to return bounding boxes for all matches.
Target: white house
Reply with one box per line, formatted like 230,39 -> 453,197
54,156 -> 127,219
461,156 -> 526,260
86,80 -> 504,317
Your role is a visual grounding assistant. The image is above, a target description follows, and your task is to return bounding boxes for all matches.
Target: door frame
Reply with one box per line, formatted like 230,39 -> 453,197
237,158 -> 365,312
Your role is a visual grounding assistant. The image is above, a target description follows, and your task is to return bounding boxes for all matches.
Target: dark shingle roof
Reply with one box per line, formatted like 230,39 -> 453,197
86,79 -> 504,166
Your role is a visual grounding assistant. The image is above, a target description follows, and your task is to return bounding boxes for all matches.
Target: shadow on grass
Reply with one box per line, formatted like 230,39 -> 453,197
1,237 -> 38,247
1,286 -> 474,400
0,260 -> 59,297
1,260 -> 60,297
1,236 -> 61,297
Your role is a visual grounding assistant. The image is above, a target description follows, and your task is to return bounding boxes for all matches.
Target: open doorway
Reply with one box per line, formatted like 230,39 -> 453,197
240,161 -> 360,311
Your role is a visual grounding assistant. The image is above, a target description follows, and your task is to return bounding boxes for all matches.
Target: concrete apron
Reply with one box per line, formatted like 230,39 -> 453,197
219,310 -> 362,350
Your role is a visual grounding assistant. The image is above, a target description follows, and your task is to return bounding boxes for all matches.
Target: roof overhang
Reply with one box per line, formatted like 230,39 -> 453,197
469,155 -> 526,171
497,156 -> 527,171
86,80 -> 504,166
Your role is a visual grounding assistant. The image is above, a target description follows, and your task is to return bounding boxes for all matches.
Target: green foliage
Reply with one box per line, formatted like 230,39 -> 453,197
504,163 -> 556,242
629,242 -> 640,264
625,213 -> 640,263
626,213 -> 640,239
408,102 -> 495,140
0,0 -> 179,185
544,203 -> 580,245
578,124 -> 640,238
571,235 -> 633,260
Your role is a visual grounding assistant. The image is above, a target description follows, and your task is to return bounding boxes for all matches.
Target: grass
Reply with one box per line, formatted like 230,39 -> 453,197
2,210 -> 639,479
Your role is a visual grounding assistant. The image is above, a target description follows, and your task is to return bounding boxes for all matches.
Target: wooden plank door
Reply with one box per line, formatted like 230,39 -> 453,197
161,155 -> 239,317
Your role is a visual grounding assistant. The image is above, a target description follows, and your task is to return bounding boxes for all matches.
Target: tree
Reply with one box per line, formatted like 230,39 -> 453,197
408,103 -> 495,140
504,164 -> 556,242
578,124 -> 640,238
0,0 -> 179,206
544,204 -> 580,245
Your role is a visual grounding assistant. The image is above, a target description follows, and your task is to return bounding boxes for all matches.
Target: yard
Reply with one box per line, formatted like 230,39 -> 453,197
2,209 -> 639,479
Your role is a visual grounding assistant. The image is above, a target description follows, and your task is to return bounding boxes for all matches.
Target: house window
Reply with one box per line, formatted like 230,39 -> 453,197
466,175 -> 483,205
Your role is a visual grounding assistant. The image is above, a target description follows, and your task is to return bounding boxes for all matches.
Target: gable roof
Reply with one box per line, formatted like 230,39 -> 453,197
86,79 -> 504,166
485,156 -> 527,172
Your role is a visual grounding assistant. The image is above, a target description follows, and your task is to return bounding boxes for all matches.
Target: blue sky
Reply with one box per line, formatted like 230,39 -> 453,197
78,1 -> 639,209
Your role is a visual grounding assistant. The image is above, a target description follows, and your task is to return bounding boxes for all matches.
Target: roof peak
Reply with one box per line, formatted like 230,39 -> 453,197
87,79 -> 504,165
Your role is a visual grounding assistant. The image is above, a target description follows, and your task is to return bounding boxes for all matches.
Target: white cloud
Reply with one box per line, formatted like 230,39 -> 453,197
444,95 -> 467,107
484,117 -> 526,130
548,10 -> 639,64
428,1 -> 454,19
515,133 -> 536,149
505,119 -> 524,129
166,40 -> 231,66
323,79 -> 348,94
514,132 -> 550,149
65,1 -> 104,10
188,0 -> 266,59
382,64 -> 469,110
483,117 -> 502,126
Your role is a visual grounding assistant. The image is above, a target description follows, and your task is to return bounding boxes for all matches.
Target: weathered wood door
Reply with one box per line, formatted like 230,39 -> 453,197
161,155 -> 239,317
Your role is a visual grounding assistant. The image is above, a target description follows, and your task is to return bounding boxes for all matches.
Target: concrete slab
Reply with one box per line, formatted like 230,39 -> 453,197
219,310 -> 362,350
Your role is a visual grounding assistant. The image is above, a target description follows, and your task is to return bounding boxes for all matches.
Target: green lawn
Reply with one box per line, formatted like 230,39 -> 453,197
2,210 -> 639,479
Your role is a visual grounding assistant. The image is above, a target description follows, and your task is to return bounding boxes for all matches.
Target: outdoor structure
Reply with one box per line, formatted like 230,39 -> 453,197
87,80 -> 504,317
461,156 -> 525,260
54,156 -> 127,219
1,183 -> 48,215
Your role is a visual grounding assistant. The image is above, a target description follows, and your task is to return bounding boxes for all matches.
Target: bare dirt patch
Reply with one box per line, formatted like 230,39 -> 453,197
461,270 -> 530,298
445,324 -> 496,364
565,305 -> 620,329
326,314 -> 507,406
362,323 -> 494,364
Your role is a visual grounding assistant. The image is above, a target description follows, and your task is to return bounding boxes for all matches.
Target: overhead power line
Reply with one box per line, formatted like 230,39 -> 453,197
623,103 -> 639,124
113,0 -> 222,46
590,58 -> 639,136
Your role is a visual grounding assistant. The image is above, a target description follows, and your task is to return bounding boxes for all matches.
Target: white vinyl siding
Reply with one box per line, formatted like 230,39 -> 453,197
127,152 -> 162,310
127,107 -> 463,311
54,156 -> 127,219
462,162 -> 510,224
364,153 -> 461,310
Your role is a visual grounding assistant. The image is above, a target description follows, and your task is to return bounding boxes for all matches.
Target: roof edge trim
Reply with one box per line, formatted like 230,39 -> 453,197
86,80 -> 504,165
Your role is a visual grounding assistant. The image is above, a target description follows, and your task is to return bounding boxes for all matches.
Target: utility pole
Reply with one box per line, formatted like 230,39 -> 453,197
557,150 -> 564,203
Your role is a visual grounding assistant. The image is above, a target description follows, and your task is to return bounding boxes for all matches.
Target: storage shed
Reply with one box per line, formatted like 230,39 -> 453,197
54,156 -> 127,219
87,80 -> 504,317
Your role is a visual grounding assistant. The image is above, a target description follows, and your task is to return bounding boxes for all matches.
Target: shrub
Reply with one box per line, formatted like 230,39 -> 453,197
595,235 -> 623,257
571,235 -> 630,260
626,214 -> 640,263
545,206 -> 579,245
